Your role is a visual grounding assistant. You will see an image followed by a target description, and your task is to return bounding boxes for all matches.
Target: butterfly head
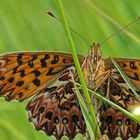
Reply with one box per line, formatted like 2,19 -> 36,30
88,43 -> 102,66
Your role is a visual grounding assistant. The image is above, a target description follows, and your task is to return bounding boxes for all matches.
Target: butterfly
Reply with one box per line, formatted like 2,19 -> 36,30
0,43 -> 140,140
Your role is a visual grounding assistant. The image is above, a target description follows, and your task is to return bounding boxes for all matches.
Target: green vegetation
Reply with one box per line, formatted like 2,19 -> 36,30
0,0 -> 140,140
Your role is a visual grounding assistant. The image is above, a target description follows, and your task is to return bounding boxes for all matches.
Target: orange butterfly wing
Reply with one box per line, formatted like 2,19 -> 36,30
0,52 -> 84,101
105,58 -> 140,90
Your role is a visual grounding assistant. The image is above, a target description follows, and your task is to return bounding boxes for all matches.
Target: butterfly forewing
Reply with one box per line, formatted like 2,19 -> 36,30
0,52 -> 84,101
105,58 -> 140,90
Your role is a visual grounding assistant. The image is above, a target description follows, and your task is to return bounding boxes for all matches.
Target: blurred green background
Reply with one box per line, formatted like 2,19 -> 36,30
0,0 -> 140,140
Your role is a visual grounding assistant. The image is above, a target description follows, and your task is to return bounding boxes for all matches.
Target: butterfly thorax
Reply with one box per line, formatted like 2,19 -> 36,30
82,43 -> 106,89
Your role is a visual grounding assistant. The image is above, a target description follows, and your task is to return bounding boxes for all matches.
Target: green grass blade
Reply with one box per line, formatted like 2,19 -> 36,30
56,0 -> 101,139
70,71 -> 95,139
92,91 -> 140,124
75,85 -> 95,139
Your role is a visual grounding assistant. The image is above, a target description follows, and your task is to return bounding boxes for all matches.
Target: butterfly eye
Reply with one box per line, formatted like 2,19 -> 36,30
45,111 -> 53,120
116,119 -> 122,126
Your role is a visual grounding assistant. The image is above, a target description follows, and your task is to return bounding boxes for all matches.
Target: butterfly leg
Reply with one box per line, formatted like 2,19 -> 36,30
81,58 -> 87,69
91,70 -> 111,99
90,70 -> 111,114
106,77 -> 111,99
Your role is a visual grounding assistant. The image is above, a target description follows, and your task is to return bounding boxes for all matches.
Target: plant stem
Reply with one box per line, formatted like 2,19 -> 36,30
56,0 -> 101,139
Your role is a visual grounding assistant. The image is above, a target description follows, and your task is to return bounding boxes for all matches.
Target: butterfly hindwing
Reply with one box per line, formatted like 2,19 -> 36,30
26,66 -> 86,139
99,105 -> 140,140
99,78 -> 140,140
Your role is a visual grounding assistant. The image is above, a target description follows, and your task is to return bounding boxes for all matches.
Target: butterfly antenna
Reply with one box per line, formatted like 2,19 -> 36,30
100,16 -> 140,46
47,11 -> 91,46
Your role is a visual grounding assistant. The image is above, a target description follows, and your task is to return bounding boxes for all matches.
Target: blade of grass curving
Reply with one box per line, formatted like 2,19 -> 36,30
93,90 -> 140,124
74,86 -> 95,139
56,0 -> 101,139
111,58 -> 140,100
